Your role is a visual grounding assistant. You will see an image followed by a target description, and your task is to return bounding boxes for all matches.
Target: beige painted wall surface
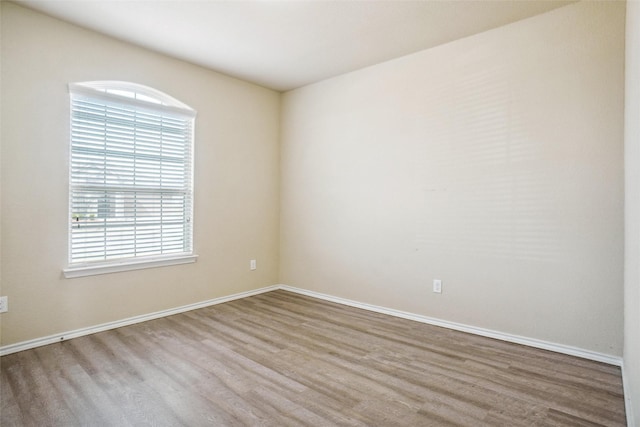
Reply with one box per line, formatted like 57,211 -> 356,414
280,1 -> 625,355
0,2 -> 280,345
625,0 -> 640,423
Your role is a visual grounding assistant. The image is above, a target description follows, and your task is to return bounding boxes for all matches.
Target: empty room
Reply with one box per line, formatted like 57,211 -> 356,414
1,0 -> 639,425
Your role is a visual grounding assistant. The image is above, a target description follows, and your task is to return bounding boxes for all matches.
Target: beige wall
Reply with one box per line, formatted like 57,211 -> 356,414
280,1 -> 625,356
625,0 -> 640,422
0,2 -> 281,345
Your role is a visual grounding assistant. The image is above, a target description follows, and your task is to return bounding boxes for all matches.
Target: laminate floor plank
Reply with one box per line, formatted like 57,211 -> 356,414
1,290 -> 627,426
1,377 -> 26,426
117,334 -> 248,426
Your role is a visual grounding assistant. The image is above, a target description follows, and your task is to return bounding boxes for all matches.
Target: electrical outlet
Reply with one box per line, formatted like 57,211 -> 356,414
0,296 -> 8,313
250,259 -> 257,270
433,280 -> 442,294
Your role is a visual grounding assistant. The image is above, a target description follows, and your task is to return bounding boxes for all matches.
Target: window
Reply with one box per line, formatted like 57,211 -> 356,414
64,81 -> 197,278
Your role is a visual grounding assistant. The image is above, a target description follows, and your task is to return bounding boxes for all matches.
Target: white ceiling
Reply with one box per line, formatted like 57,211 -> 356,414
17,0 -> 574,92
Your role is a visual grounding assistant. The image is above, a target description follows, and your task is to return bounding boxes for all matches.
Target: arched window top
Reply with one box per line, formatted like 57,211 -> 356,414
69,81 -> 196,118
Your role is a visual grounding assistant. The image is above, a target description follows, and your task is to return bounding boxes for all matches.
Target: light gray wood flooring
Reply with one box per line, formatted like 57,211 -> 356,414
0,290 -> 627,426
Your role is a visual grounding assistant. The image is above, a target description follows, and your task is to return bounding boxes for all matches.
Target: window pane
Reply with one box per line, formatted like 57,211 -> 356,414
69,82 -> 194,265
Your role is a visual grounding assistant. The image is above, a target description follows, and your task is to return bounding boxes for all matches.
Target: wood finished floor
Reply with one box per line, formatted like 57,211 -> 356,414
1,290 -> 626,426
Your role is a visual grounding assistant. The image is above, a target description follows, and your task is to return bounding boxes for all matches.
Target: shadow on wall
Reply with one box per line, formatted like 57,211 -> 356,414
414,64 -> 561,262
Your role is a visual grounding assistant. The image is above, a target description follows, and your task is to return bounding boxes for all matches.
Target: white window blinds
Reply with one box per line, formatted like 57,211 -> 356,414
68,82 -> 195,266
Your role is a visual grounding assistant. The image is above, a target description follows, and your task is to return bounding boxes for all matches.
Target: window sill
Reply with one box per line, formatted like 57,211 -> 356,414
63,254 -> 198,279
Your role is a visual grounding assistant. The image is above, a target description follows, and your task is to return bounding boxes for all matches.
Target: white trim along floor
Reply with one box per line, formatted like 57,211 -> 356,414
0,283 -> 632,426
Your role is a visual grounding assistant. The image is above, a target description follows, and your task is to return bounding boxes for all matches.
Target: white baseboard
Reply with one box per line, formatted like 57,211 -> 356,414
277,285 -> 623,367
0,283 -> 623,368
2,283 -> 630,423
287,282 -> 630,426
0,285 -> 279,356
621,362 -> 636,427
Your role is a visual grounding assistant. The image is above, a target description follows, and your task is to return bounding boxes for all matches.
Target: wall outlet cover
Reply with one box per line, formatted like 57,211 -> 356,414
433,280 -> 442,294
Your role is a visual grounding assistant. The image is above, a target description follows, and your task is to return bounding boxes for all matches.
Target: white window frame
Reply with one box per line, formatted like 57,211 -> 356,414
63,81 -> 197,278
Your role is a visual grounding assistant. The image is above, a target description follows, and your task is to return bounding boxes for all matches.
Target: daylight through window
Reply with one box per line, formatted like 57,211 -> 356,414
67,81 -> 196,272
